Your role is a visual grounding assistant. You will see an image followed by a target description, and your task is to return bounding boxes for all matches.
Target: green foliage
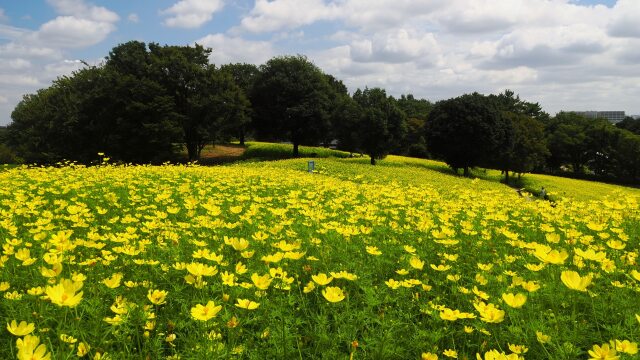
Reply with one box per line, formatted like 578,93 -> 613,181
219,63 -> 260,145
251,55 -> 334,157
352,88 -> 407,165
242,141 -> 349,160
425,92 -> 509,176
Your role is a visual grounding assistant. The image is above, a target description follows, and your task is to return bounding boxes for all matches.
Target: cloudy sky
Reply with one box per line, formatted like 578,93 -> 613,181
1,0 -> 639,125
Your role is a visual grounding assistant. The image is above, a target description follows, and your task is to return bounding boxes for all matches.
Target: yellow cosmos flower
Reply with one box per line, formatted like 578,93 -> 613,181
476,349 -> 523,359
330,271 -> 358,281
534,247 -> 568,265
410,257 -> 425,270
612,340 -> 638,355
147,289 -> 168,305
303,281 -> 315,293
102,273 -> 123,289
385,279 -> 401,289
473,302 -> 505,323
235,298 -> 260,310
630,270 -> 640,282
45,279 -> 83,308
536,331 -> 551,344
77,341 -> 90,357
443,349 -> 457,358
7,320 -> 35,336
322,286 -> 345,303
507,344 -> 528,354
366,246 -> 382,255
16,334 -> 51,360
422,352 -> 438,360
251,273 -> 273,290
431,264 -> 451,271
190,301 -> 223,321
560,271 -> 593,292
587,343 -> 619,360
501,293 -> 527,308
312,273 -> 333,286
186,262 -> 218,277
0,282 -> 10,291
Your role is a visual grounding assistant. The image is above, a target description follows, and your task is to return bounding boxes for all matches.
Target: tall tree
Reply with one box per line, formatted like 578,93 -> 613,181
396,94 -> 432,157
352,88 -> 407,165
219,63 -> 259,145
425,93 -> 509,176
251,55 -> 332,157
545,112 -> 591,174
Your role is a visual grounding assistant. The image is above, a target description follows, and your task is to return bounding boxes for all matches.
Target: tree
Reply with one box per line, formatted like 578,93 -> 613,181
612,130 -> 640,182
545,112 -> 591,174
352,88 -> 407,165
251,55 -> 332,157
489,90 -> 549,183
396,94 -> 432,157
616,116 -> 640,135
219,63 -> 259,145
502,112 -> 549,181
425,93 -> 509,176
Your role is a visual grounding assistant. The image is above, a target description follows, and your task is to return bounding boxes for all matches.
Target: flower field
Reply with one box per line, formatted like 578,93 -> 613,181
1,157 -> 639,359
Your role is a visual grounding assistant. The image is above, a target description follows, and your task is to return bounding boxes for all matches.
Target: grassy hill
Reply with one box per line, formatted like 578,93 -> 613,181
0,152 -> 638,359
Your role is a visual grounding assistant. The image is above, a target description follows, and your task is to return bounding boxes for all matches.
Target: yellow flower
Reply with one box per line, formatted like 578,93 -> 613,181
190,301 -> 222,321
186,262 -> 218,277
322,286 -> 346,303
312,273 -> 333,286
476,349 -> 523,359
303,281 -> 315,293
60,334 -> 77,343
45,278 -> 84,308
588,343 -> 619,360
77,342 -> 90,357
630,270 -> 640,282
366,246 -> 382,255
443,349 -> 457,358
410,256 -> 425,270
507,344 -> 528,354
536,331 -> 551,344
613,340 -> 638,355
102,273 -> 123,289
7,320 -> 35,336
16,334 -> 51,360
385,279 -> 401,289
147,289 -> 168,305
422,352 -> 438,360
501,293 -> 527,308
235,298 -> 260,310
560,271 -> 593,292
0,282 -> 10,291
473,302 -> 504,323
534,247 -> 568,265
251,273 -> 273,290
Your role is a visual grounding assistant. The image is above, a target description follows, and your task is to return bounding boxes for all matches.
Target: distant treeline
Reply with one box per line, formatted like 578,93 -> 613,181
3,41 -> 640,184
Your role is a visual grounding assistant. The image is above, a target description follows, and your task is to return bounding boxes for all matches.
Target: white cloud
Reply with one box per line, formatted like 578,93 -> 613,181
0,95 -> 8,104
0,58 -> 31,70
0,8 -> 9,23
34,16 -> 116,48
0,74 -> 39,86
46,0 -> 119,22
608,0 -> 640,38
349,29 -> 441,65
128,13 -> 139,23
161,0 -> 224,28
195,34 -> 275,65
239,0 -> 338,33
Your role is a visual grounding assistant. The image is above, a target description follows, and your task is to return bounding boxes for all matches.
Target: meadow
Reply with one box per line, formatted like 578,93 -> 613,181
1,151 -> 639,359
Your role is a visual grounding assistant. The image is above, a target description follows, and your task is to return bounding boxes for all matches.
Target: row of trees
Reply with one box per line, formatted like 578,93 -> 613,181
4,41 -> 640,184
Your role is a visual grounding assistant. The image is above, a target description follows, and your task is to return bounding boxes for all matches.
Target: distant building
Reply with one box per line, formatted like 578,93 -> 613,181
571,111 -> 626,124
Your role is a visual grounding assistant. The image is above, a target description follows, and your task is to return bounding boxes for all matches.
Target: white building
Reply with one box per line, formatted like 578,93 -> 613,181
571,111 -> 626,124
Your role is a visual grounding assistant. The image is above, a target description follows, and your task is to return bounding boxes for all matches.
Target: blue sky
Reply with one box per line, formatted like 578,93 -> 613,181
1,0 -> 639,125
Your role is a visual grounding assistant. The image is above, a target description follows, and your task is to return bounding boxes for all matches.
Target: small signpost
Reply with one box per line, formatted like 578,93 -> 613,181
308,160 -> 315,173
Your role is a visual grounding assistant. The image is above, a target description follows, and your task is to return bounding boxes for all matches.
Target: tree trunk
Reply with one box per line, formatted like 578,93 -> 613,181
370,156 -> 376,165
186,142 -> 198,162
293,143 -> 299,157
504,168 -> 510,184
239,128 -> 245,146
463,167 -> 469,177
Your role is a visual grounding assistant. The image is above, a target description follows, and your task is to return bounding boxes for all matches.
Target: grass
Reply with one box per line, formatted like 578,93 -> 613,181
0,153 -> 638,359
